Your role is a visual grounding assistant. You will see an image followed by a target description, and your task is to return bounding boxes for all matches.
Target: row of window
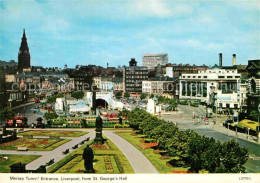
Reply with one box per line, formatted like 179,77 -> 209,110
126,76 -> 148,79
182,75 -> 240,79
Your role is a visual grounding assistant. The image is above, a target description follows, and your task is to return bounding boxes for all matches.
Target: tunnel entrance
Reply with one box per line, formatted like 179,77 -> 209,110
96,99 -> 108,109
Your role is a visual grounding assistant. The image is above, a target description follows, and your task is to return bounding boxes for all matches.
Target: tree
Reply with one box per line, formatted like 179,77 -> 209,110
0,108 -> 15,127
216,140 -> 248,173
115,91 -> 122,100
124,92 -> 130,98
47,93 -> 64,103
44,111 -> 58,121
140,93 -> 147,100
149,94 -> 154,99
71,91 -> 84,100
249,110 -> 259,121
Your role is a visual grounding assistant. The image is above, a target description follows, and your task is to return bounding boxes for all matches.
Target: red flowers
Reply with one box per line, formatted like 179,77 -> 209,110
138,142 -> 158,149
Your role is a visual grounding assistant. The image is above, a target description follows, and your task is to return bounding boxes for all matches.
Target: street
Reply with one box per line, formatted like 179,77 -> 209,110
13,103 -> 43,126
161,104 -> 260,173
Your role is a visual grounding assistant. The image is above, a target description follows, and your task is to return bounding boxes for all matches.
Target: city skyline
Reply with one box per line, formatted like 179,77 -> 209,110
0,0 -> 259,68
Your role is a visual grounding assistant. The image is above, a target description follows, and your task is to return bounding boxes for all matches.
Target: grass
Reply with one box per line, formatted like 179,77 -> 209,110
18,130 -> 88,137
116,132 -> 189,173
47,137 -> 134,174
0,154 -> 40,173
0,138 -> 70,151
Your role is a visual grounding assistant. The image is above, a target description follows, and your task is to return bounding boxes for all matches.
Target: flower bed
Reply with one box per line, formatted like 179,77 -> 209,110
160,155 -> 170,160
169,171 -> 192,174
138,142 -> 158,149
90,143 -> 110,150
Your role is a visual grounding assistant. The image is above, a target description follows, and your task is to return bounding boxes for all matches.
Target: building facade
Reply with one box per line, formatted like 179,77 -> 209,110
171,64 -> 209,77
143,53 -> 168,68
179,68 -> 243,113
246,60 -> 260,115
142,77 -> 178,96
123,58 -> 148,94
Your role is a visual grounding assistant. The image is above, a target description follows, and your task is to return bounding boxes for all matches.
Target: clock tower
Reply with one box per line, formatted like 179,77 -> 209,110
18,29 -> 31,72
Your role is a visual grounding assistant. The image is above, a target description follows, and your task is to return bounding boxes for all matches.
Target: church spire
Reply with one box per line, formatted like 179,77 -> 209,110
18,29 -> 31,72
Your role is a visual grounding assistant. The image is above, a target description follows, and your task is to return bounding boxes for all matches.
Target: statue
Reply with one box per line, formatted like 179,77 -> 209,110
119,117 -> 122,125
82,145 -> 94,173
95,115 -> 103,130
94,115 -> 104,144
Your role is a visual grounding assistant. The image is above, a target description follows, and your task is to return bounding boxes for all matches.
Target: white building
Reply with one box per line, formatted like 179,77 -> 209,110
142,78 -> 178,96
179,68 -> 244,112
93,76 -> 113,91
143,53 -> 168,68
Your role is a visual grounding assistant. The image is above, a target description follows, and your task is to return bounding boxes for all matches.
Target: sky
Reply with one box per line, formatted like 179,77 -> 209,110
0,0 -> 259,68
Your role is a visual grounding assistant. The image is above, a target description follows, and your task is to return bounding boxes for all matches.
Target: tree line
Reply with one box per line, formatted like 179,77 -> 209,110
122,109 -> 248,173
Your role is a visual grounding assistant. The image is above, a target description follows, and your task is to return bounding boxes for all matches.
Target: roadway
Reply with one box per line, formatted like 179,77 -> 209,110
160,104 -> 260,172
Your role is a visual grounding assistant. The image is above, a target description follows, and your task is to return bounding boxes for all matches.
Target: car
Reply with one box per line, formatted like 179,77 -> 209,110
204,117 -> 209,125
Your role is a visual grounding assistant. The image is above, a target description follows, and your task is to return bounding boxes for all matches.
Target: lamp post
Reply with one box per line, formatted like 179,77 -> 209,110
227,123 -> 230,136
247,127 -> 250,140
235,123 -> 238,142
8,98 -> 13,109
257,104 -> 260,143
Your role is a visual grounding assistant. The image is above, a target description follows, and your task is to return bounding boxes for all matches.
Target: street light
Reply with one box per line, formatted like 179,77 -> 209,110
258,104 -> 260,143
8,98 -> 13,109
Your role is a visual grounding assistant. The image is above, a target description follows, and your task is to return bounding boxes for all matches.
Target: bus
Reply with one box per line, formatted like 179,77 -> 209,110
6,116 -> 28,127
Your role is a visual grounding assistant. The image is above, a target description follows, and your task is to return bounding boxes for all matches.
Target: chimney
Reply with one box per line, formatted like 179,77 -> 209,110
232,54 -> 236,66
219,53 -> 222,68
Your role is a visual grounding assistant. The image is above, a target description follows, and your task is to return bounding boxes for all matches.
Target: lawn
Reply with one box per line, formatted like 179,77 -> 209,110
47,137 -> 134,174
231,119 -> 259,131
18,130 -> 88,137
116,132 -> 190,173
0,154 -> 40,173
0,138 -> 70,151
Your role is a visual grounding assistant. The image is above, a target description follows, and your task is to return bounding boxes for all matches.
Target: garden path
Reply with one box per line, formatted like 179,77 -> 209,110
103,130 -> 158,174
25,129 -> 95,170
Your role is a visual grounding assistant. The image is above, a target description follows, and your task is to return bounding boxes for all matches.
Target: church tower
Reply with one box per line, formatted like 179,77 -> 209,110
18,29 -> 31,72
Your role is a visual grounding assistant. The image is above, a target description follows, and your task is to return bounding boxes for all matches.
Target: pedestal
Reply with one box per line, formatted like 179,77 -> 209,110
94,129 -> 104,144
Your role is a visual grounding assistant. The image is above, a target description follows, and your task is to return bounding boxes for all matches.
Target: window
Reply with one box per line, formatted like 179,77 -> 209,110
235,76 -> 240,78
198,76 -> 201,78
203,76 -> 207,78
218,76 -> 225,78
227,76 -> 232,78
193,76 -> 196,78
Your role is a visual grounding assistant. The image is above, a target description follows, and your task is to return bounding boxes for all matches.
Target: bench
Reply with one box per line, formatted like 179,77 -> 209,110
46,158 -> 54,166
62,149 -> 69,155
72,144 -> 78,149
17,147 -> 28,151
23,135 -> 33,139
49,136 -> 60,139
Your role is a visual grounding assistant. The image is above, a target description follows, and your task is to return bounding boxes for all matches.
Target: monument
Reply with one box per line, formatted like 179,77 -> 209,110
82,145 -> 95,173
94,115 -> 104,144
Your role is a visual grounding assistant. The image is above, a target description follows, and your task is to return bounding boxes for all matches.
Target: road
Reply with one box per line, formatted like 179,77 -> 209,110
161,104 -> 260,172
13,103 -> 43,126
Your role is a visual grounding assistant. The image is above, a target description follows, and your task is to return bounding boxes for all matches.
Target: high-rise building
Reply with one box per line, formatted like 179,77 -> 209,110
123,58 -> 148,94
143,53 -> 168,68
18,29 -> 31,72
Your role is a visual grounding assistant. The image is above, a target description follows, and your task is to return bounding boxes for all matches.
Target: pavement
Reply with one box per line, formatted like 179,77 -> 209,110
25,129 -> 95,170
103,130 -> 158,174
